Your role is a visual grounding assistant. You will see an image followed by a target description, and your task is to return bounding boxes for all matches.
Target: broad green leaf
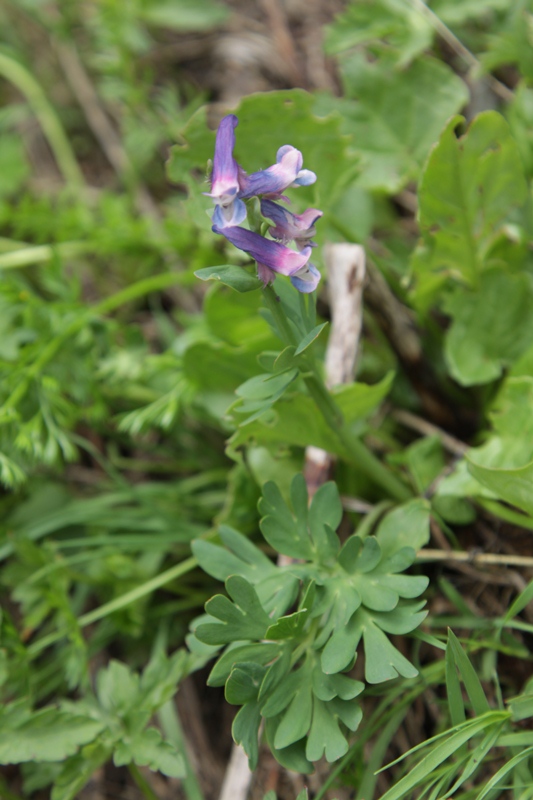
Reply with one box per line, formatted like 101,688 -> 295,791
416,111 -> 528,287
464,378 -> 533,515
306,698 -> 349,763
362,618 -> 419,683
0,707 -> 105,763
194,265 -> 262,293
403,436 -> 446,494
308,482 -> 343,562
192,525 -> 278,583
264,718 -> 314,774
232,701 -> 262,770
208,643 -> 282,687
96,660 -> 139,715
274,682 -> 313,749
204,283 -> 273,347
468,458 -> 533,518
226,663 -> 267,705
265,605 -> 311,641
375,499 -> 431,558
444,270 -> 533,385
330,55 -> 468,193
197,576 -> 271,645
259,477 -> 314,560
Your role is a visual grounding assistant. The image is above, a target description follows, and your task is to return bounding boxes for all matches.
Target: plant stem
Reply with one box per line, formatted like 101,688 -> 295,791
262,285 -> 412,501
262,283 -> 298,346
128,763 -> 160,800
158,700 -> 206,800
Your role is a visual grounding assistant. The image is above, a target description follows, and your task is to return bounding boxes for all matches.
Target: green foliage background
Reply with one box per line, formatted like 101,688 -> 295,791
1,0 -> 533,798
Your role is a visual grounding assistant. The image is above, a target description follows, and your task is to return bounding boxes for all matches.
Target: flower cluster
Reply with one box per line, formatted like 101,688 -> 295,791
206,115 -> 322,293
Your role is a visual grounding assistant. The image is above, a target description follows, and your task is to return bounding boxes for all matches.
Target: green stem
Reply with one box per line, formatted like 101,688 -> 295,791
158,700 -> 206,800
128,763 -> 160,800
0,51 -> 85,188
27,556 -> 197,657
262,285 -> 411,501
262,283 -> 298,346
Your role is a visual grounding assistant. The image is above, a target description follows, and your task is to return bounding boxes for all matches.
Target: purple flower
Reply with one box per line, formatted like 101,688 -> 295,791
213,223 -> 315,288
240,145 -> 317,200
260,199 -> 323,250
205,115 -> 247,228
289,263 -> 321,293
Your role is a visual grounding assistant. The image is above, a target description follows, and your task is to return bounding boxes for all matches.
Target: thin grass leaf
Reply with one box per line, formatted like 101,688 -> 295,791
503,579 -> 533,624
443,723 -> 505,798
446,636 -> 466,726
476,746 -> 533,800
447,630 -> 490,716
378,714 -> 508,800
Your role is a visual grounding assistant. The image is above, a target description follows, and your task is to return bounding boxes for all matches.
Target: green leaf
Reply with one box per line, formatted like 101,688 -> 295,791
294,323 -> 328,356
229,373 -> 394,461
378,716 -> 505,800
362,617 -> 419,683
0,706 -> 105,763
51,741 -> 111,800
308,482 -> 343,562
196,576 -> 271,645
274,681 -> 313,749
226,663 -> 267,705
325,0 -> 434,67
375,499 -> 430,558
509,693 -> 533,722
232,701 -> 262,770
445,639 -> 466,726
194,266 -> 262,293
416,111 -> 528,287
446,631 -> 490,716
444,270 -> 533,386
306,698 -> 349,763
192,525 -> 279,583
259,476 -> 314,560
264,718 -> 314,774
114,727 -> 185,777
476,746 -> 533,800
208,643 -> 282,687
330,55 -> 468,193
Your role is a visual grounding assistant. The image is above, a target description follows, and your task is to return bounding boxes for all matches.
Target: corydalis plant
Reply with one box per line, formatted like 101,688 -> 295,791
189,476 -> 430,771
206,114 -> 322,293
